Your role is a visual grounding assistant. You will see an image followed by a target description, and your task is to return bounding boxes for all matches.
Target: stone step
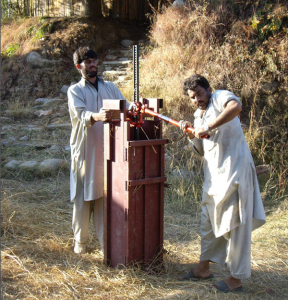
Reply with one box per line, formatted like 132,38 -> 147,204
102,60 -> 132,66
2,40 -> 147,179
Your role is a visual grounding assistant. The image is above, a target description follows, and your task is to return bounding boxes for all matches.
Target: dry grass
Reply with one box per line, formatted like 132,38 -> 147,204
1,176 -> 288,299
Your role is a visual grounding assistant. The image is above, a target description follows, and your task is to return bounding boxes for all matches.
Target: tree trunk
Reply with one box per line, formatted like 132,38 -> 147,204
85,0 -> 102,17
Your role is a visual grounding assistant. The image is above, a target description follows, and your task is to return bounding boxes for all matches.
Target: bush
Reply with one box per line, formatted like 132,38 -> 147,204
140,1 -> 288,202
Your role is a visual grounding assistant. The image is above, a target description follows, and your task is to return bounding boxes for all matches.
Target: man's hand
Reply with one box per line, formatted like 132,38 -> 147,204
179,120 -> 195,139
91,109 -> 112,124
194,127 -> 209,139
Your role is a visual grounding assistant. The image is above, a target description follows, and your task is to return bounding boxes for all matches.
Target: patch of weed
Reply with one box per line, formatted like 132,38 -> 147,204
2,43 -> 20,57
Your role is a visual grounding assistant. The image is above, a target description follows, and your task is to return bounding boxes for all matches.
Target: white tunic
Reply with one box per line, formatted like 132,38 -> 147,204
191,90 -> 266,237
68,77 -> 125,202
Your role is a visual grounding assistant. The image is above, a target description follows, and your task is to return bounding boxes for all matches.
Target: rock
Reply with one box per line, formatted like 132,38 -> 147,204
34,109 -> 53,117
106,54 -> 117,60
173,0 -> 185,7
102,61 -> 131,67
20,136 -> 29,141
261,81 -> 279,94
65,145 -> 71,152
39,159 -> 66,173
20,161 -> 39,169
102,70 -> 128,80
256,164 -> 270,175
119,50 -> 131,56
49,145 -> 61,152
26,51 -> 58,68
119,57 -> 129,61
60,85 -> 69,94
34,87 -> 44,93
35,98 -> 64,104
5,160 -> 22,170
46,124 -> 71,129
59,92 -> 67,98
172,168 -> 192,178
1,116 -> 12,123
121,39 -> 135,48
2,125 -> 13,131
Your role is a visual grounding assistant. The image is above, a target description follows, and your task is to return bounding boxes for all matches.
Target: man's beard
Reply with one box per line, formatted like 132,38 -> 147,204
83,67 -> 98,78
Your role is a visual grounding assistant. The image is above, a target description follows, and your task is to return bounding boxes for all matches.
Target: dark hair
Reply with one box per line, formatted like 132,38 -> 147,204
182,74 -> 210,96
73,46 -> 98,65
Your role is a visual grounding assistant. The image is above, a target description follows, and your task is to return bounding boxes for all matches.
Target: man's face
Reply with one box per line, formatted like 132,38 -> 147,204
187,85 -> 212,110
77,58 -> 98,79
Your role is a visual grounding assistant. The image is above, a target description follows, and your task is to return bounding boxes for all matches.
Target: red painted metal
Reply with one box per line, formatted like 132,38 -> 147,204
126,100 -> 209,138
103,98 -> 167,268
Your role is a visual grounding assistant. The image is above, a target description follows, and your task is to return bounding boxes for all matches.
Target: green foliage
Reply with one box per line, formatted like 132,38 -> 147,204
26,25 -> 35,36
251,3 -> 287,40
2,43 -> 20,57
32,22 -> 54,41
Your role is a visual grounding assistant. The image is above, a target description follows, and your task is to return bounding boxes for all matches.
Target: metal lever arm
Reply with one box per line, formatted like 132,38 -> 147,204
142,106 -> 210,139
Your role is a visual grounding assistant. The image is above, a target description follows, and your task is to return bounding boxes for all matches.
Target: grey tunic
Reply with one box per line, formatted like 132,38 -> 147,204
68,77 -> 125,202
190,90 -> 266,237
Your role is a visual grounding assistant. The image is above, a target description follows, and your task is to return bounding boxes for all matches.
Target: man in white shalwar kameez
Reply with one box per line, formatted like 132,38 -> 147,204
67,47 -> 126,254
179,74 -> 266,293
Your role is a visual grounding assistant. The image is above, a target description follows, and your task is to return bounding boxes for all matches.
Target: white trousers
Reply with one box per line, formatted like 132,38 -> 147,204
72,196 -> 104,250
200,197 -> 253,280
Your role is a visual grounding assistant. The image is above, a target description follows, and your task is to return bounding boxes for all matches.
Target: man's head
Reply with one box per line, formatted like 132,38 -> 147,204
182,74 -> 212,110
73,47 -> 98,79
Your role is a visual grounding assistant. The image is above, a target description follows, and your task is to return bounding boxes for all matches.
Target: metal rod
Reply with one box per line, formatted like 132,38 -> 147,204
143,107 -> 209,138
143,107 -> 194,133
133,45 -> 139,103
133,45 -> 140,140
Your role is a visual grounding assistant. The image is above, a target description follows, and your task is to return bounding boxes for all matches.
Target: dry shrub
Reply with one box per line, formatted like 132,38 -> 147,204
140,2 -> 288,201
1,17 -> 37,55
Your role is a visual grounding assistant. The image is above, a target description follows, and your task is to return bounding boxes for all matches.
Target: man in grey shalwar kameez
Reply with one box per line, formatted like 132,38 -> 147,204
67,47 -> 126,254
179,74 -> 266,293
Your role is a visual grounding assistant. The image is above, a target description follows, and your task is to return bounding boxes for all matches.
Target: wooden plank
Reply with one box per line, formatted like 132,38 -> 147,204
128,176 -> 166,187
128,139 -> 168,147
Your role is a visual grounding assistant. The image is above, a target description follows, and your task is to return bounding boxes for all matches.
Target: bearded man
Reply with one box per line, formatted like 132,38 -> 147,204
179,74 -> 266,293
67,46 -> 126,254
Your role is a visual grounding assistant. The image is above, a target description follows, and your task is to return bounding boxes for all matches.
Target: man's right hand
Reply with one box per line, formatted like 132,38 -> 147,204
91,109 -> 112,124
